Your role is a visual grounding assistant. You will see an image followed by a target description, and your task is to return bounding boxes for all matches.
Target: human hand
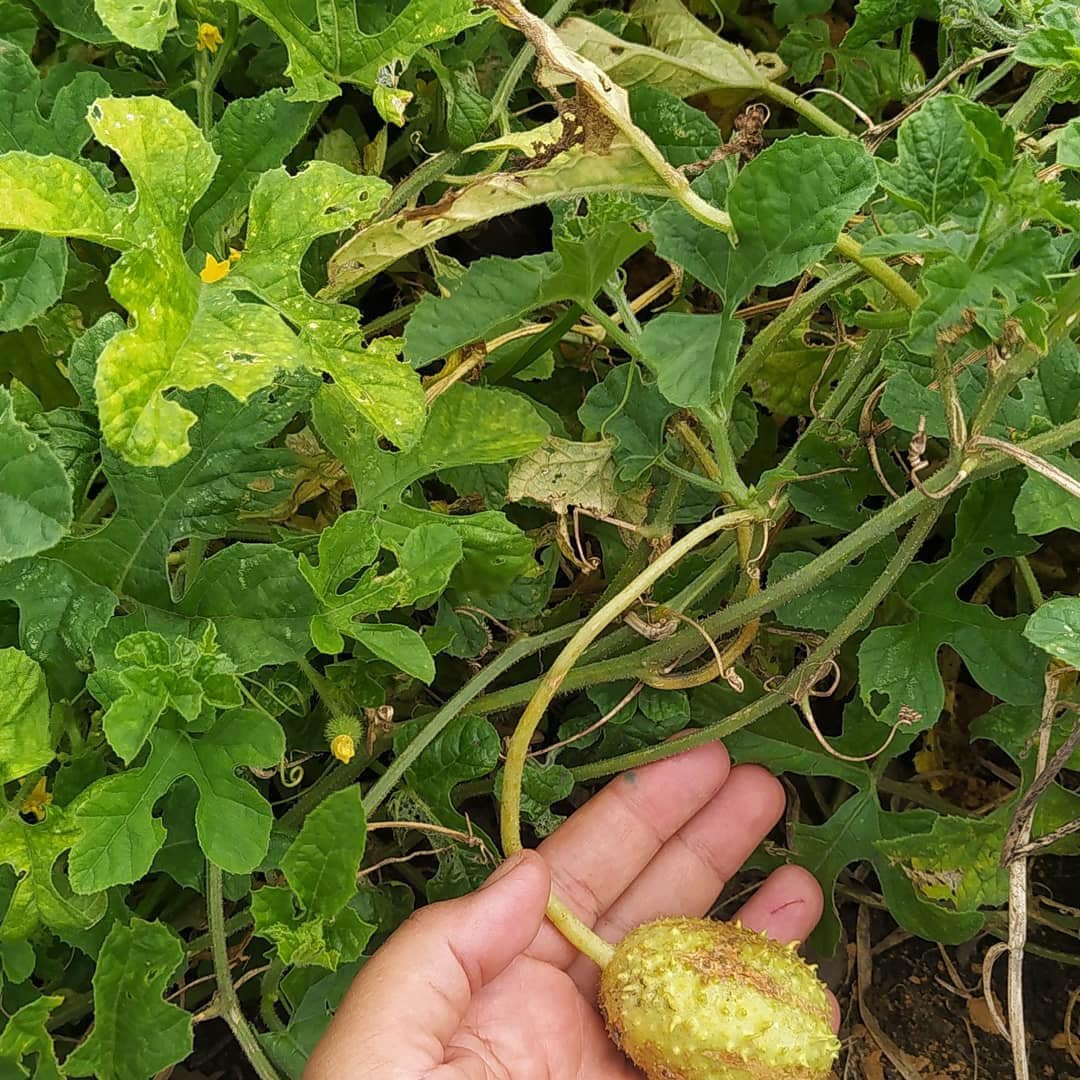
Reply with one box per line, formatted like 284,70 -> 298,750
305,742 -> 829,1079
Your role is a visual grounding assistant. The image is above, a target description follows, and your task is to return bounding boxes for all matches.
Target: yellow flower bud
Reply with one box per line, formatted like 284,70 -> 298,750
330,733 -> 356,764
200,252 -> 234,283
196,22 -> 224,53
21,777 -> 53,822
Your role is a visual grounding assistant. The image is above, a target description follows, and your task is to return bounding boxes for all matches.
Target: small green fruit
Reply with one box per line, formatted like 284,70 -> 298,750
599,917 -> 839,1079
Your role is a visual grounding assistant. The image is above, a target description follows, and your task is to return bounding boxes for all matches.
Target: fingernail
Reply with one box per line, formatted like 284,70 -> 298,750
479,850 -> 526,891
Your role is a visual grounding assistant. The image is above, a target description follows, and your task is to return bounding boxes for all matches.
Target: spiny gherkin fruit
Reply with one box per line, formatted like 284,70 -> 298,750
599,917 -> 839,1080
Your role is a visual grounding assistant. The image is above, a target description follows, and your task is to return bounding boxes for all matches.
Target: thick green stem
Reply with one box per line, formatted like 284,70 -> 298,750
195,4 -> 238,136
500,510 -> 757,853
207,864 -> 280,1080
834,234 -> 921,311
570,503 -> 941,781
1004,67 -> 1067,130
761,81 -> 855,139
500,510 -> 757,969
696,405 -> 752,506
259,957 -> 286,1034
732,264 -> 864,401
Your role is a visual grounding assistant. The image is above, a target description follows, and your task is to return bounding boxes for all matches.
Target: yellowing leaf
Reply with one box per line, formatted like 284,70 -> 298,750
0,97 -> 395,466
507,437 -> 620,518
559,0 -> 784,104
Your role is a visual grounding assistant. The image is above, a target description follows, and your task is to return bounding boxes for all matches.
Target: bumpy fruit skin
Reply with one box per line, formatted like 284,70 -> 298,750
599,917 -> 839,1080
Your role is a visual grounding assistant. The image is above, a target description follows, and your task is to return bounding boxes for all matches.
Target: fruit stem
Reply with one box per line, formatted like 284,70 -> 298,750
499,509 -> 758,967
548,892 -> 615,970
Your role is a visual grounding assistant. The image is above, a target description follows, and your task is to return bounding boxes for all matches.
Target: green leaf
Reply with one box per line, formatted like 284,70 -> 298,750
392,713 -> 500,900
0,996 -> 64,1080
725,135 -> 878,304
499,759 -> 574,838
793,788 -> 982,952
65,918 -> 192,1080
649,165 -> 731,298
908,229 -> 1056,355
1014,454 -> 1080,535
881,96 -> 987,226
177,545 -> 317,670
749,326 -> 842,415
90,628 -> 241,764
629,85 -> 722,167
1015,3 -> 1080,78
578,365 -> 676,481
236,0 -> 490,101
0,231 -> 67,332
844,0 -> 928,48
352,623 -> 436,682
0,557 -> 116,699
0,387 -> 72,562
190,89 -> 319,255
559,0 -> 783,103
300,509 -> 460,664
0,648 -> 54,781
252,885 -> 373,970
70,707 -> 284,892
0,4 -> 40,52
638,313 -> 744,410
0,805 -> 106,940
858,478 -> 1044,731
1023,597 -> 1080,667
650,136 -> 878,308
314,382 -> 545,598
699,680 -> 867,787
0,96 -> 391,466
62,375 -> 315,609
404,225 -> 648,368
29,0 -> 112,42
326,384 -> 548,512
0,39 -> 109,158
282,787 -> 366,918
92,0 -> 174,49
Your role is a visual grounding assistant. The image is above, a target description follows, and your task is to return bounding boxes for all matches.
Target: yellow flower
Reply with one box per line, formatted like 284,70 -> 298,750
21,777 -> 53,822
200,249 -> 240,283
196,22 -> 224,52
330,733 -> 356,764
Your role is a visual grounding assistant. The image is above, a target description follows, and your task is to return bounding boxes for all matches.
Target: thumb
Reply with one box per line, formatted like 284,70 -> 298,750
306,849 -> 551,1078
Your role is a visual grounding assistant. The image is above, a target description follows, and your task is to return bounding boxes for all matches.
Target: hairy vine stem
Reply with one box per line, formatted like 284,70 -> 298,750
206,863 -> 281,1080
499,510 -> 757,966
570,502 -> 942,781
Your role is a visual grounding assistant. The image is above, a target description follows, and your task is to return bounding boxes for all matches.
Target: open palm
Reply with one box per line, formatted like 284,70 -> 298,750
306,742 -> 827,1079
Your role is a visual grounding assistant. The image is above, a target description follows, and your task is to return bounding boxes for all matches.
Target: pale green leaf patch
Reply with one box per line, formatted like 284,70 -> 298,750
92,0 -> 176,50
0,804 -> 108,941
0,647 -> 54,782
0,97 -> 395,466
0,386 -> 72,563
1024,597 -> 1080,668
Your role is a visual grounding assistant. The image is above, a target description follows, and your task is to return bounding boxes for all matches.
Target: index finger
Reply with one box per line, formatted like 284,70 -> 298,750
529,741 -> 731,969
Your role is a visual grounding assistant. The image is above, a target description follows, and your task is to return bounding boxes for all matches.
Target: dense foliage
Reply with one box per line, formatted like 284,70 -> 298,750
0,0 -> 1078,1075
